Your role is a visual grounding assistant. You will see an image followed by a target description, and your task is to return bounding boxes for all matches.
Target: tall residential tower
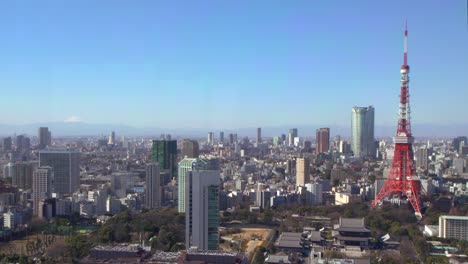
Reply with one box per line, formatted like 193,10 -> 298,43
351,106 -> 375,157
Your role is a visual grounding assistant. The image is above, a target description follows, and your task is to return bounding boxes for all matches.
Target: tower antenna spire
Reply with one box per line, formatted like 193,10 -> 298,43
404,20 -> 408,66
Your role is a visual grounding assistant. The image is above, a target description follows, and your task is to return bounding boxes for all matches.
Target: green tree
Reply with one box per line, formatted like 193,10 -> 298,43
97,225 -> 113,243
66,234 -> 93,260
263,210 -> 273,225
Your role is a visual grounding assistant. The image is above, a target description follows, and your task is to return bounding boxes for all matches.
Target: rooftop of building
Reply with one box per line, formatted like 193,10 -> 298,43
150,251 -> 182,262
276,232 -> 304,249
440,215 -> 468,220
336,217 -> 370,233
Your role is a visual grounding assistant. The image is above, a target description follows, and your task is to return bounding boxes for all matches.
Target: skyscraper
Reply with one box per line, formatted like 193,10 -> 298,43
453,137 -> 468,153
33,167 -> 53,216
207,132 -> 214,145
186,158 -> 220,251
12,162 -> 36,190
316,128 -> 330,153
181,139 -> 200,159
219,132 -> 224,143
351,106 -> 375,157
228,133 -> 234,144
151,139 -> 177,179
38,127 -> 52,149
145,162 -> 161,209
256,128 -> 262,143
416,147 -> 430,170
2,137 -> 12,152
39,149 -> 80,194
178,158 -> 197,213
296,157 -> 310,187
108,131 -> 116,145
288,128 -> 298,146
15,135 -> 30,153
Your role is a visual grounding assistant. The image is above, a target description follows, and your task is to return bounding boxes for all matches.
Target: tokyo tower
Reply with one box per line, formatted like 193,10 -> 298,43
371,22 -> 423,218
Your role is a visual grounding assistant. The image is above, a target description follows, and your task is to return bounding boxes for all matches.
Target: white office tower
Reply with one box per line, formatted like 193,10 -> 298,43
351,106 -> 375,157
108,131 -> 116,145
207,132 -> 214,145
39,148 -> 80,195
145,162 -> 161,209
305,182 -> 323,205
185,158 -> 220,251
178,158 -> 197,213
33,167 -> 54,216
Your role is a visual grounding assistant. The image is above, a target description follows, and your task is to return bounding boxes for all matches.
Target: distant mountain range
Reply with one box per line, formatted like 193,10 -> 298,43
0,122 -> 467,138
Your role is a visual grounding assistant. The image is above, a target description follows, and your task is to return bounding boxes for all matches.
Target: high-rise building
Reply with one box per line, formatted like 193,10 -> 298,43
219,132 -> 224,143
2,137 -> 12,152
207,132 -> 214,145
15,135 -> 30,153
305,182 -> 323,205
351,106 -> 375,157
453,137 -> 468,153
111,172 -> 139,198
316,128 -> 330,153
288,128 -> 298,146
296,157 -> 310,187
39,149 -> 80,194
186,158 -> 220,251
439,215 -> 468,240
108,131 -> 116,145
256,128 -> 262,143
151,139 -> 177,178
38,127 -> 52,149
33,167 -> 54,216
416,147 -> 430,170
178,158 -> 197,213
12,162 -> 36,190
228,133 -> 234,144
339,140 -> 351,154
145,163 -> 161,209
181,139 -> 200,159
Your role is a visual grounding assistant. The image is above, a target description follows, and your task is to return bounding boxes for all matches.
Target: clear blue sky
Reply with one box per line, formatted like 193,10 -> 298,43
0,0 -> 466,129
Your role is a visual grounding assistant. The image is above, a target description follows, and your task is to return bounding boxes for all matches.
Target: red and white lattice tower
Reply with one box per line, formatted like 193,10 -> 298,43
371,22 -> 423,218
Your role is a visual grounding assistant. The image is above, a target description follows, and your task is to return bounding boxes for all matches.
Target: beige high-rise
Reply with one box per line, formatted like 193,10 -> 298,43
296,157 -> 310,187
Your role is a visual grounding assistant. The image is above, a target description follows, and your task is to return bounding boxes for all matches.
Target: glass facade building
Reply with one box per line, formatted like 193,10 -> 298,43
185,158 -> 220,251
151,140 -> 177,178
351,106 -> 375,157
39,149 -> 80,194
178,158 -> 196,213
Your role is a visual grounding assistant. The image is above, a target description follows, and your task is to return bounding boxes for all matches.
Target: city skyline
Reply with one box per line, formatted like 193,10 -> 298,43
0,1 -> 467,129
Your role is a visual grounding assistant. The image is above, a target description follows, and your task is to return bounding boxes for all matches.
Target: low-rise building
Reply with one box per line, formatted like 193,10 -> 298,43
333,218 -> 372,248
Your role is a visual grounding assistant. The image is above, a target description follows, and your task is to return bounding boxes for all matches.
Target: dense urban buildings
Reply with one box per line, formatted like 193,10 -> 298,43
38,148 -> 80,194
0,18 -> 466,264
351,106 -> 375,157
